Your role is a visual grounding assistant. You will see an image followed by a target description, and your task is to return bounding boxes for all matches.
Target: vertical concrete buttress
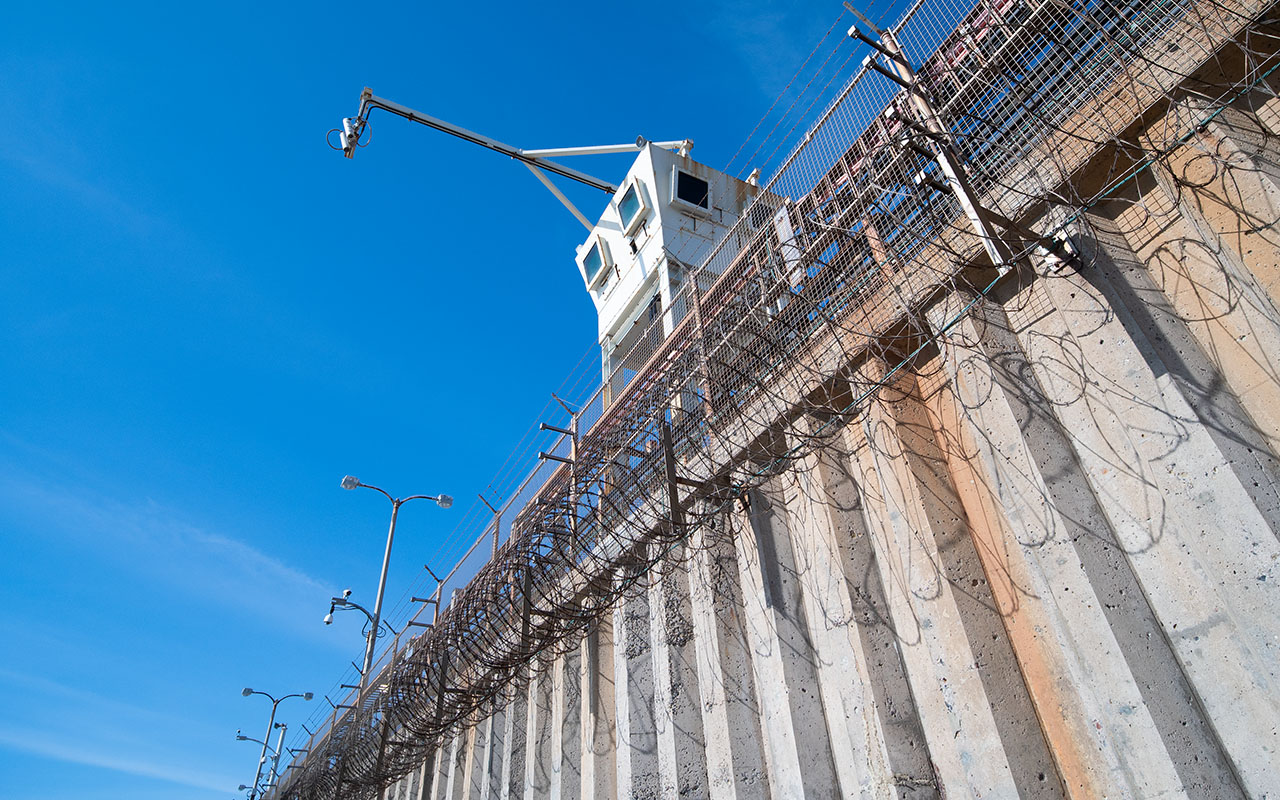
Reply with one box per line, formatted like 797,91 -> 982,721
371,40 -> 1280,800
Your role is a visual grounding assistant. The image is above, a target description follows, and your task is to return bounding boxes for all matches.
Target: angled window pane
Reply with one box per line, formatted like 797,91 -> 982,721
618,185 -> 642,229
584,242 -> 604,283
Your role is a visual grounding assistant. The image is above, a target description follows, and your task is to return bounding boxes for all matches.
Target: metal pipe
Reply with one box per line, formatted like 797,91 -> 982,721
362,93 -> 617,193
861,27 -> 1016,272
250,702 -> 278,800
523,162 -> 593,230
520,138 -> 693,158
362,500 -> 400,692
521,141 -> 647,158
341,478 -> 448,691
478,493 -> 502,560
268,724 -> 288,789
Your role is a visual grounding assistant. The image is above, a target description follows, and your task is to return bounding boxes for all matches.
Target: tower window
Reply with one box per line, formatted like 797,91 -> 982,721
584,243 -> 603,282
579,234 -> 613,288
616,181 -> 649,236
672,169 -> 710,212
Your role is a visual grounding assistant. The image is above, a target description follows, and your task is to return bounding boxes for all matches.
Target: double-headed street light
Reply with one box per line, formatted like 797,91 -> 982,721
241,688 -> 312,800
339,476 -> 451,692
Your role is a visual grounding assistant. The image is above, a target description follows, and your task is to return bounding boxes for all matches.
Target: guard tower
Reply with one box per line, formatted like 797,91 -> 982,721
334,89 -> 761,400
575,145 -> 760,399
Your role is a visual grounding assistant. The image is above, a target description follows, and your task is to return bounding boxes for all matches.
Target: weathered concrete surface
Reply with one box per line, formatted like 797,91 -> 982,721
613,576 -> 659,799
687,519 -> 769,800
579,620 -> 615,800
552,648 -> 581,800
396,22 -> 1280,800
847,360 -> 1029,800
1002,229 -> 1280,798
925,292 -> 1192,799
647,552 -> 707,798
729,485 -> 825,799
781,430 -> 896,798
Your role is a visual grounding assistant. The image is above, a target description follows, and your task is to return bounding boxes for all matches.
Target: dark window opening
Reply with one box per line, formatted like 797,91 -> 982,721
675,171 -> 710,209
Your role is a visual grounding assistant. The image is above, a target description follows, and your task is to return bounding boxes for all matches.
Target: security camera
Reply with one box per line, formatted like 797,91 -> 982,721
342,588 -> 352,599
341,118 -> 356,158
323,612 -> 334,625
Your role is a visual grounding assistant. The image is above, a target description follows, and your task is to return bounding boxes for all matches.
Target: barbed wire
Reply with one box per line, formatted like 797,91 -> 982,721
275,0 -> 1280,795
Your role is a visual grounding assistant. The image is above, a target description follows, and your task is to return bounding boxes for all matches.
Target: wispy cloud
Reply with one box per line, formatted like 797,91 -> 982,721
0,444 -> 332,634
1,147 -> 163,237
0,725 -> 233,794
0,55 -> 163,239
0,669 -> 179,726
0,674 -> 231,793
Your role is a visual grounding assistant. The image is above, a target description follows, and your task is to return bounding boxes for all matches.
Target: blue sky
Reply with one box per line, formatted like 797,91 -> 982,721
0,1 -> 895,797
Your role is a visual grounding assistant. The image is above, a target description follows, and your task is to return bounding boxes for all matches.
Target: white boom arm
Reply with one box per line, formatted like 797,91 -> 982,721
339,87 -> 693,229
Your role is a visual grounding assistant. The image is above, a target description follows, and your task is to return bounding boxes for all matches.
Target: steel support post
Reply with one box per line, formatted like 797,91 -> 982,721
850,20 -> 1019,272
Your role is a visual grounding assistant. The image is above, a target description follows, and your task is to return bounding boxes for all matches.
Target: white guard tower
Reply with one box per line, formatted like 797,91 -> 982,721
334,89 -> 759,401
575,145 -> 759,399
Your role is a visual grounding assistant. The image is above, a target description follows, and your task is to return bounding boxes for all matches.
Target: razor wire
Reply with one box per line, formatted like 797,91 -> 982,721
273,0 -> 1280,795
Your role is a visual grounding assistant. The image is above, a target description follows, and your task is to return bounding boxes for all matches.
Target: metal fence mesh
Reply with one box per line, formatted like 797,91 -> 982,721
273,0 -> 1280,796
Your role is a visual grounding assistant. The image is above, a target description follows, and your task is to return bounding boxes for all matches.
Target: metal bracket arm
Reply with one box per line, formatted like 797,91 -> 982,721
523,163 -> 594,231
848,26 -> 1018,272
346,89 -> 616,193
522,137 -> 693,158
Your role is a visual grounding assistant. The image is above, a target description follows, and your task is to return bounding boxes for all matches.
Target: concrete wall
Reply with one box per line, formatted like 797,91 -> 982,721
375,78 -> 1280,799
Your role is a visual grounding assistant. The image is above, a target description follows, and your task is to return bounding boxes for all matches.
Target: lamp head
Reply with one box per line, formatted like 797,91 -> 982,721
340,475 -> 359,490
303,692 -> 314,701
435,494 -> 454,510
241,687 -> 253,697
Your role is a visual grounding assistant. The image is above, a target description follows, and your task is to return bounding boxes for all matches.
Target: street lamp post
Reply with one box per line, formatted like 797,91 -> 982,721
340,476 -> 451,691
241,688 -> 313,800
235,731 -> 275,793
